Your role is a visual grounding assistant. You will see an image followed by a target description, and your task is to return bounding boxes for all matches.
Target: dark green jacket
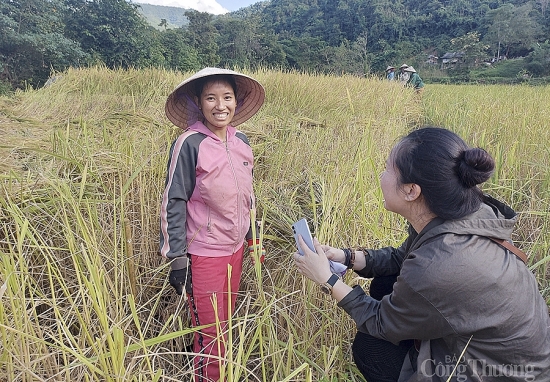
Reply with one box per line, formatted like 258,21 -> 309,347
407,72 -> 424,89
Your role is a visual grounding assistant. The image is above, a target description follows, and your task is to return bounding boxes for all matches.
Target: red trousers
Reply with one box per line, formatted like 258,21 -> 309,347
188,245 -> 244,382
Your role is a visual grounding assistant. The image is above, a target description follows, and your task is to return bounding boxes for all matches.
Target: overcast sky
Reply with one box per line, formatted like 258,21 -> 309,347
133,0 -> 263,14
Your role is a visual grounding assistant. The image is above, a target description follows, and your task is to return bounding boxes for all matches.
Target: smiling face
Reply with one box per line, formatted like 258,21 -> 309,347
197,79 -> 237,140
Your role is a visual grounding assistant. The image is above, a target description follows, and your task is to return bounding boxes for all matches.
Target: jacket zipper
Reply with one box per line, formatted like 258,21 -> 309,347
207,205 -> 211,232
225,140 -> 242,252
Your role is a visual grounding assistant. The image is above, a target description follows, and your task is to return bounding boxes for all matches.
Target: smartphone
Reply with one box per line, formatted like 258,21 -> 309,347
292,218 -> 348,276
292,218 -> 315,255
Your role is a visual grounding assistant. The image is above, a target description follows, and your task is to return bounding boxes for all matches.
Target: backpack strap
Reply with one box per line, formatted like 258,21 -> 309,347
488,237 -> 528,264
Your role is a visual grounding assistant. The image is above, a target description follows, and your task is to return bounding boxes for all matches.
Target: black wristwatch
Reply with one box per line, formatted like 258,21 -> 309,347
320,274 -> 339,295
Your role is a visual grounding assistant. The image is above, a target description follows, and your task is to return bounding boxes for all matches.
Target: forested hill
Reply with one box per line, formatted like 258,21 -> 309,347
260,0 -> 524,45
2,0 -> 549,91
254,0 -> 547,70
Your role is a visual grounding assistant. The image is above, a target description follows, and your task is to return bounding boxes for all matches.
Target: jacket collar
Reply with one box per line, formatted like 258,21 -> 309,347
186,121 -> 237,142
410,195 -> 517,250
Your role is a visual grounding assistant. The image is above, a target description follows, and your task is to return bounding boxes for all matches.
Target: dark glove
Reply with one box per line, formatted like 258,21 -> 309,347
169,268 -> 191,295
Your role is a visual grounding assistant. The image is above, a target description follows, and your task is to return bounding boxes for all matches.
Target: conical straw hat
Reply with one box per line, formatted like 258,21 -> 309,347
165,67 -> 265,128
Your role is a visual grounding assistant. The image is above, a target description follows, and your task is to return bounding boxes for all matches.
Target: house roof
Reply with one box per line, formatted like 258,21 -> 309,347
441,52 -> 465,59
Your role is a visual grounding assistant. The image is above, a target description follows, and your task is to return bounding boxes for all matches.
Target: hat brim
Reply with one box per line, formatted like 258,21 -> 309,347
165,67 -> 265,129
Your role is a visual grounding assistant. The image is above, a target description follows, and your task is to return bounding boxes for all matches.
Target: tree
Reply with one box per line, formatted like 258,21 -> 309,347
158,18 -> 167,31
450,31 -> 489,69
484,3 -> 539,58
159,28 -> 200,71
279,36 -> 329,72
63,0 -> 161,68
353,31 -> 370,75
319,40 -> 365,76
215,17 -> 255,68
525,40 -> 550,76
370,0 -> 407,43
214,14 -> 286,70
183,10 -> 220,67
0,0 -> 88,88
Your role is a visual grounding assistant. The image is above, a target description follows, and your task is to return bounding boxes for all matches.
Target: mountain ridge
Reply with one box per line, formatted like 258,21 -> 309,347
134,2 -> 191,29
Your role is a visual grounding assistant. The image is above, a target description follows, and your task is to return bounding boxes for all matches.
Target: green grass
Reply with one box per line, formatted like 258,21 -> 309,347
1,67 -> 549,381
470,58 -> 526,79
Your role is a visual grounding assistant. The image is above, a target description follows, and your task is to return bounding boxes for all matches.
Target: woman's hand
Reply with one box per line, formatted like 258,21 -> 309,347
321,246 -> 346,264
293,236 -> 333,284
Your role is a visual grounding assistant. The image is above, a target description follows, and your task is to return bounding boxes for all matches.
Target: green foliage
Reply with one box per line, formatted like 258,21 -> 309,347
483,3 -> 539,58
159,29 -> 200,71
450,32 -> 490,69
0,0 -> 89,88
63,0 -> 161,68
183,10 -> 220,66
471,58 -> 527,80
525,41 -> 550,76
0,79 -> 13,95
214,14 -> 287,70
255,0 -> 548,74
322,40 -> 367,76
3,0 -> 550,86
279,37 -> 329,72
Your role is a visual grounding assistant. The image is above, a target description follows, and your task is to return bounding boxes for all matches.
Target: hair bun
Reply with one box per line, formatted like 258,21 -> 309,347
456,148 -> 495,188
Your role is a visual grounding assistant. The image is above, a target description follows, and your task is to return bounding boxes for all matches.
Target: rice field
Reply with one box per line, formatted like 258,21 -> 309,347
0,67 -> 549,381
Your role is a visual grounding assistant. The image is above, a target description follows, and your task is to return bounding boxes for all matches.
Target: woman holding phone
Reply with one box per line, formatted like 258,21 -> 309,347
294,127 -> 550,381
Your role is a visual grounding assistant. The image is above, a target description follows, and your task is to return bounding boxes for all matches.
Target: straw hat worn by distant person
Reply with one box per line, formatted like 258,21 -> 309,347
386,66 -> 396,81
398,64 -> 410,83
404,66 -> 424,92
165,67 -> 265,129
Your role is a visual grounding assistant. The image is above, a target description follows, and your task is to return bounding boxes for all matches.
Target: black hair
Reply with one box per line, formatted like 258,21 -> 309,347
392,127 -> 495,220
194,75 -> 237,98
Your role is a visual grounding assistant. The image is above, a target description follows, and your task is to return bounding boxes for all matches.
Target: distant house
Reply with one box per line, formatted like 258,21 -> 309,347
426,54 -> 439,65
440,52 -> 465,69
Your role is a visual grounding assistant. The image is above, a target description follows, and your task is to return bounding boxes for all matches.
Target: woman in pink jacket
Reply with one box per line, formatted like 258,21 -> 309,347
160,67 -> 265,382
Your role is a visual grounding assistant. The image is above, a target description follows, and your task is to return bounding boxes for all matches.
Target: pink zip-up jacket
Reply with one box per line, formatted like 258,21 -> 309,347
160,121 -> 255,268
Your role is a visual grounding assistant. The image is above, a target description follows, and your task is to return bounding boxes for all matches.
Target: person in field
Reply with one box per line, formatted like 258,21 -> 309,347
160,67 -> 266,382
398,63 -> 410,84
294,127 -> 550,382
404,66 -> 424,94
386,66 -> 396,81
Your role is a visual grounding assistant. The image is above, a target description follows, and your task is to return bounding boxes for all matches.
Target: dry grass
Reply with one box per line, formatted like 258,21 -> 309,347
0,67 -> 548,381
